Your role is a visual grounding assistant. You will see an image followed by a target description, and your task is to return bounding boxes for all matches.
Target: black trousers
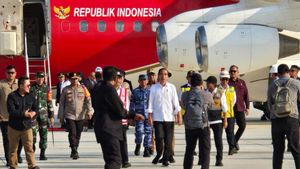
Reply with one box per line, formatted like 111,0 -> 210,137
66,119 -> 84,148
234,111 -> 246,144
210,123 -> 223,162
0,122 -> 22,162
271,117 -> 300,169
100,132 -> 122,169
120,125 -> 129,164
153,121 -> 174,162
225,117 -> 236,149
184,127 -> 211,169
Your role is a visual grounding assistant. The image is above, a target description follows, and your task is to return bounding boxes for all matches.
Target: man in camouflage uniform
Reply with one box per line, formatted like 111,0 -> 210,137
30,72 -> 54,160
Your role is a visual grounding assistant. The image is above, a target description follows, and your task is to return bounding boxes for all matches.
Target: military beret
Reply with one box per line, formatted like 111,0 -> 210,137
36,72 -> 45,78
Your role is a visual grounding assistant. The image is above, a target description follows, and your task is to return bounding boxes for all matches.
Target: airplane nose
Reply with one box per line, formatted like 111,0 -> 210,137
195,26 -> 208,72
156,25 -> 168,67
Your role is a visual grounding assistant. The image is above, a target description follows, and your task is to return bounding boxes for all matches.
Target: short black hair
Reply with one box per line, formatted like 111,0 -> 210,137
95,72 -> 102,79
18,77 -> 29,87
158,67 -> 172,77
190,73 -> 203,87
291,65 -> 300,71
277,64 -> 290,75
103,66 -> 118,81
229,65 -> 239,71
6,65 -> 15,70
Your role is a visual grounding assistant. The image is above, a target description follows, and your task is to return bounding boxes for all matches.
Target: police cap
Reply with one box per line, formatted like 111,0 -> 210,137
69,72 -> 80,79
57,72 -> 65,77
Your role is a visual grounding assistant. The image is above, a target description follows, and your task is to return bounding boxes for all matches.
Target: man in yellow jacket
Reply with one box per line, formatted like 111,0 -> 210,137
218,69 -> 237,155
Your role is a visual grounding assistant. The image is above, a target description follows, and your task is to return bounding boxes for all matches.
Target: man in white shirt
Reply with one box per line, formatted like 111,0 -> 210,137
148,68 -> 182,167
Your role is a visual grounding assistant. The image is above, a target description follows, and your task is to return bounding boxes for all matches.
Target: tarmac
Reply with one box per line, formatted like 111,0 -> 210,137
0,108 -> 296,169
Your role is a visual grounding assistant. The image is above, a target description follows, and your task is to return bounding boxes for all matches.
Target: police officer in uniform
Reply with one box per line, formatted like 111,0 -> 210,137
58,72 -> 94,160
30,72 -> 54,160
130,74 -> 152,157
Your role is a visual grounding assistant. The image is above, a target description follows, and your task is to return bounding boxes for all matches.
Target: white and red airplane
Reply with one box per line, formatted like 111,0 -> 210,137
0,0 -> 239,85
1,0 -> 299,111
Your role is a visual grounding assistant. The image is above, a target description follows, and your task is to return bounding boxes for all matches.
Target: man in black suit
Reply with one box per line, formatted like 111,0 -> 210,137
93,66 -> 143,169
55,72 -> 65,106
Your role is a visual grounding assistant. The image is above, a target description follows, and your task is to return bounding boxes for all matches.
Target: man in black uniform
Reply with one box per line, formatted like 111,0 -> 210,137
93,66 -> 143,169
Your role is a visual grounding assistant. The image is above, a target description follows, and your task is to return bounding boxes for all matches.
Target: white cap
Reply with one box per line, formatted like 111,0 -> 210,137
269,66 -> 277,74
95,66 -> 102,73
219,70 -> 230,78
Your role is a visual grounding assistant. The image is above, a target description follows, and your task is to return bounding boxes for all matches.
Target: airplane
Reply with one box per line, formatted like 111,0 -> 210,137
0,0 -> 239,88
155,0 -> 300,114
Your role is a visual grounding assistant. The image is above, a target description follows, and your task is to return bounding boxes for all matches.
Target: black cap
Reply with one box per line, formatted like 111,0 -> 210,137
69,72 -> 80,79
139,74 -> 148,80
117,69 -> 125,77
36,72 -> 45,78
205,76 -> 217,84
57,72 -> 64,77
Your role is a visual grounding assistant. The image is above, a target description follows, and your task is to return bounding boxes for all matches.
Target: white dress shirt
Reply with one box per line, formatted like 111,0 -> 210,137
148,82 -> 181,122
60,80 -> 71,93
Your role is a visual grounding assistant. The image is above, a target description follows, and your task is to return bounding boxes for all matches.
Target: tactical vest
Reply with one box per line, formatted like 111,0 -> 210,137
221,85 -> 235,118
181,84 -> 191,116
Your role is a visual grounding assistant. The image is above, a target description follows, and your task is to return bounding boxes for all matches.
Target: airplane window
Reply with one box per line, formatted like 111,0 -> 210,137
98,21 -> 106,32
151,21 -> 159,32
116,21 -> 124,32
134,21 -> 142,32
80,21 -> 88,32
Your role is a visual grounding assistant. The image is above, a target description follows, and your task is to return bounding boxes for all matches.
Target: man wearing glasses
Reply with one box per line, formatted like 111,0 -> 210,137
0,65 -> 23,167
7,77 -> 40,169
228,65 -> 250,152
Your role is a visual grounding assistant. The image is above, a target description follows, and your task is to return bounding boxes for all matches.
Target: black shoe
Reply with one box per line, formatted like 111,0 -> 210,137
152,156 -> 160,164
228,148 -> 238,155
72,152 -> 79,160
134,144 -> 141,156
18,156 -> 22,163
143,148 -> 151,157
169,156 -> 175,163
122,162 -> 131,168
215,161 -> 224,166
158,158 -> 163,163
29,166 -> 40,169
162,160 -> 169,167
198,159 -> 202,165
39,155 -> 47,160
235,144 -> 240,151
149,148 -> 154,155
39,149 -> 47,160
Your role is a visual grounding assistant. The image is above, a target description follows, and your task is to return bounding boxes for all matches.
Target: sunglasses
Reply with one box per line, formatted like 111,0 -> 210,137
229,70 -> 237,73
221,78 -> 229,81
7,72 -> 15,74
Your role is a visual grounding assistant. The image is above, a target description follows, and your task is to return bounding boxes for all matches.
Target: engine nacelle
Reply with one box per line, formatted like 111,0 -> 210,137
156,22 -> 205,71
195,24 -> 300,74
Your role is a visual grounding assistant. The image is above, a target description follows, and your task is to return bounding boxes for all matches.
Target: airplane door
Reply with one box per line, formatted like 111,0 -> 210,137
23,2 -> 47,58
0,0 -> 23,55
